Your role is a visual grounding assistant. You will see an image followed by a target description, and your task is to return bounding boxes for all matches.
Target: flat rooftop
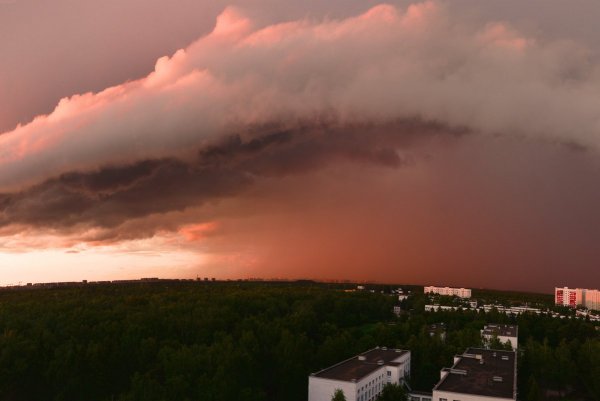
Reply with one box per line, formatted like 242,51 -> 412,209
482,324 -> 518,337
312,347 -> 409,382
434,348 -> 516,399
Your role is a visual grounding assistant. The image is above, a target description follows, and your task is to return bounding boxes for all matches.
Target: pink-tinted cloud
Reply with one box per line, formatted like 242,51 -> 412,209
1,2 -> 599,192
1,3 -> 600,291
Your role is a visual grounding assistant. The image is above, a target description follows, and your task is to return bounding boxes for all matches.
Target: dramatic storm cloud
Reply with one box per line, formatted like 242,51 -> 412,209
1,1 -> 599,290
2,2 -> 600,190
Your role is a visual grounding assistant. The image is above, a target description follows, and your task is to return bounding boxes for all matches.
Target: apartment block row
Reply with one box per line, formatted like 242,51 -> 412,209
424,286 -> 472,299
555,287 -> 600,310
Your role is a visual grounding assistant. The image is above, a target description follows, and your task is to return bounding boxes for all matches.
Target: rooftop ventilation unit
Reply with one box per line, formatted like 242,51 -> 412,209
492,376 -> 503,382
449,369 -> 467,375
358,356 -> 367,361
377,360 -> 384,365
501,356 -> 509,361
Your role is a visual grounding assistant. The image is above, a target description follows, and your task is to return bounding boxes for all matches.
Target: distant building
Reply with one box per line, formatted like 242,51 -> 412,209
481,324 -> 518,350
555,287 -> 583,308
555,287 -> 600,310
425,304 -> 460,312
308,347 -> 411,401
585,289 -> 600,310
393,305 -> 402,317
424,286 -> 471,299
433,348 -> 517,401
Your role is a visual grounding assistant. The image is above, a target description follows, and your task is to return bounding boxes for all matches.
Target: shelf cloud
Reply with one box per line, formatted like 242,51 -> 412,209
1,2 -> 599,289
1,2 -> 599,193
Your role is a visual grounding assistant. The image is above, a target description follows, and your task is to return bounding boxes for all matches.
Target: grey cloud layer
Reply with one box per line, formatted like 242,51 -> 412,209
0,119 -> 452,233
1,2 -> 599,193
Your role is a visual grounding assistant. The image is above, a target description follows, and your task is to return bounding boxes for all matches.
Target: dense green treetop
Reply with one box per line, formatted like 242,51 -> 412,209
331,388 -> 346,401
0,282 -> 596,400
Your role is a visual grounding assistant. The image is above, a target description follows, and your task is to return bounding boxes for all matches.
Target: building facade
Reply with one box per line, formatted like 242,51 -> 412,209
308,347 -> 411,401
432,348 -> 517,401
555,287 -> 583,308
555,287 -> 600,310
424,286 -> 472,299
584,289 -> 600,311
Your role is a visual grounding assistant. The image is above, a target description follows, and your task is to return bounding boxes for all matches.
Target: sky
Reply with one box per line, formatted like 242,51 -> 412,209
1,1 -> 600,292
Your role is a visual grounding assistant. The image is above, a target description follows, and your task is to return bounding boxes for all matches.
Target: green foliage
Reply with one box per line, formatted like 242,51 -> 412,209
331,388 -> 346,401
526,376 -> 541,401
0,282 -> 394,401
378,383 -> 407,401
0,282 -> 596,400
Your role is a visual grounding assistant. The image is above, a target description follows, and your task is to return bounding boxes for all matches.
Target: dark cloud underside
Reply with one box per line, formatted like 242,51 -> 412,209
0,119 -> 459,230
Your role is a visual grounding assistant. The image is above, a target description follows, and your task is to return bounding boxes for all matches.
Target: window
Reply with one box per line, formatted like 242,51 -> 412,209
440,398 -> 447,401
387,371 -> 391,377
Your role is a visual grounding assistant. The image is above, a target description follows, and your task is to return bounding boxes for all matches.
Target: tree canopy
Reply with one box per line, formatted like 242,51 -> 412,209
331,388 -> 346,401
0,282 -> 596,400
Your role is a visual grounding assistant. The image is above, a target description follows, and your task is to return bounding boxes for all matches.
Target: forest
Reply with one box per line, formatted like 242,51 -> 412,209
0,282 -> 597,401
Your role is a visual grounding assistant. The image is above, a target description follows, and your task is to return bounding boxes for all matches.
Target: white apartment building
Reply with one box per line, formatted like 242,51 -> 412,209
584,289 -> 600,311
555,287 -> 583,308
424,286 -> 472,299
432,348 -> 517,401
555,287 -> 600,310
308,347 -> 411,401
481,324 -> 518,350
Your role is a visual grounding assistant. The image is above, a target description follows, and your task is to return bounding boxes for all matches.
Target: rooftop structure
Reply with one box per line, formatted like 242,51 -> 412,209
433,348 -> 517,401
308,347 -> 410,401
407,390 -> 432,401
481,324 -> 518,350
424,286 -> 471,299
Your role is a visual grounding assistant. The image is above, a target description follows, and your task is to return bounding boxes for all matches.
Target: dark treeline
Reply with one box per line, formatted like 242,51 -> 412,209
0,283 -> 597,401
0,282 -> 394,401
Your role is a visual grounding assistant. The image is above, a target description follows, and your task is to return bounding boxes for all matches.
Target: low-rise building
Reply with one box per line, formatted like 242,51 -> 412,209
554,287 -> 600,310
432,348 -> 517,401
425,305 -> 461,312
481,324 -> 518,350
408,390 -> 432,401
308,347 -> 411,401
